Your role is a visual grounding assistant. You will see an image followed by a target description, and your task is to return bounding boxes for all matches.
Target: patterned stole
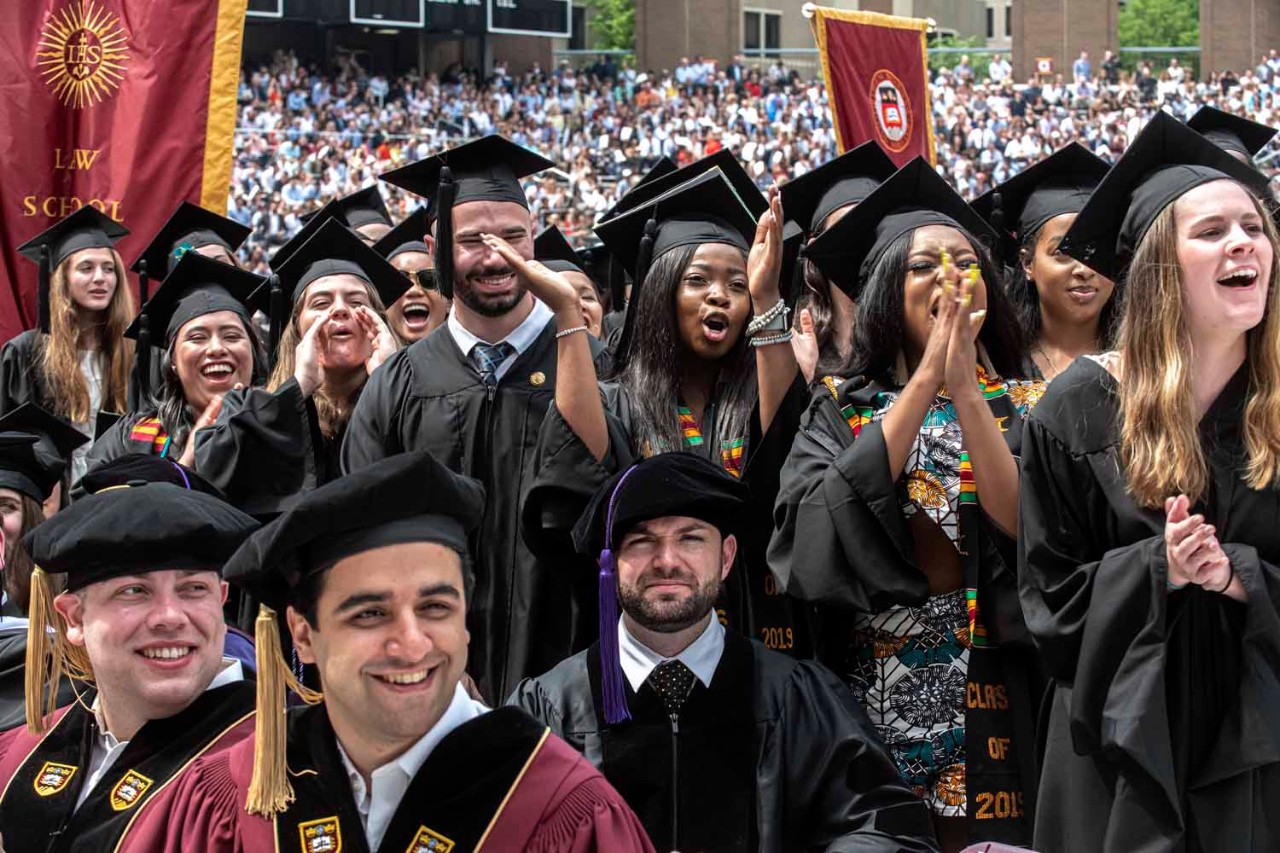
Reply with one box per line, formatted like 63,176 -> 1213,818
127,417 -> 171,456
675,406 -> 745,478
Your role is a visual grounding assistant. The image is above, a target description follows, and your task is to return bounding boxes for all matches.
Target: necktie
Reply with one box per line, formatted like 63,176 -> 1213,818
647,659 -> 698,715
469,341 -> 515,388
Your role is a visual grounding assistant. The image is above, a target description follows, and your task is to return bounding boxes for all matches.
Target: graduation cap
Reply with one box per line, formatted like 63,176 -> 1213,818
1187,106 -> 1278,160
1059,111 -> 1271,282
0,404 -> 88,499
94,411 -> 123,442
601,156 -> 680,310
600,156 -> 679,222
219,451 -> 485,816
571,452 -> 749,724
299,185 -> 393,234
972,142 -> 1109,263
16,207 -> 129,333
23,480 -> 259,731
605,148 -> 767,221
124,250 -> 267,344
805,158 -> 999,299
534,225 -> 587,276
778,141 -> 897,235
273,218 -> 411,313
379,135 -> 555,300
73,453 -> 223,501
372,206 -> 433,264
0,433 -> 54,504
131,202 -> 252,279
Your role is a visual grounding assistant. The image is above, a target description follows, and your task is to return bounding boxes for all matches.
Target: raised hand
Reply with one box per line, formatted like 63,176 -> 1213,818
915,252 -> 960,389
747,187 -> 784,309
942,258 -> 987,400
791,307 -> 820,384
354,306 -> 397,375
480,232 -> 582,317
294,309 -> 332,398
177,393 -> 227,468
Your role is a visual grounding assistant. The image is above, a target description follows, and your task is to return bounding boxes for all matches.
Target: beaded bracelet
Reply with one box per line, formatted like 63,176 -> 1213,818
555,325 -> 589,339
750,330 -> 794,348
747,298 -> 788,337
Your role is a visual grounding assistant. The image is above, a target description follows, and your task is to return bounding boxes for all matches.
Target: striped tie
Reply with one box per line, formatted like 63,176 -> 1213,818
469,341 -> 515,388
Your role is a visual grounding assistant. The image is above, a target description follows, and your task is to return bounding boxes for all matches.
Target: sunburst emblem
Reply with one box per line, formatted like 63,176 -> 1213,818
35,0 -> 130,109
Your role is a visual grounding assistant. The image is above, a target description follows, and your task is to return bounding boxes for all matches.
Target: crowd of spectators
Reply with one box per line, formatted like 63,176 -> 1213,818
228,46 -> 1280,273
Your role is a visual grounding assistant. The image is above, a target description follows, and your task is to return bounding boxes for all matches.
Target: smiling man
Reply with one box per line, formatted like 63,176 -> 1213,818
512,453 -> 939,853
130,452 -> 652,852
0,477 -> 259,852
342,136 -> 612,703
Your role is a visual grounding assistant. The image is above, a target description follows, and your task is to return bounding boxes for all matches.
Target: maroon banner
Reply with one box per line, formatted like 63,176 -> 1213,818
0,0 -> 248,342
810,7 -> 936,167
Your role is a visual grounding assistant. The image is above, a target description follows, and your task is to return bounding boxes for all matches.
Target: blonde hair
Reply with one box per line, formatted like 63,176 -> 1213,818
1117,195 -> 1280,507
267,280 -> 393,440
38,248 -> 135,422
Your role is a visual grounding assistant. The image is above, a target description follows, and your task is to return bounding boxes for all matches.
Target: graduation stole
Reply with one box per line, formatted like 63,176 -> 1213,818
277,706 -> 552,853
675,405 -> 744,478
0,682 -> 254,853
127,416 -> 171,456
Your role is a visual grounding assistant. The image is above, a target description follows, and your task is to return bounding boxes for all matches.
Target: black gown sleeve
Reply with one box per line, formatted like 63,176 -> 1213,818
772,661 -> 940,852
768,391 -> 927,614
83,413 -> 148,472
0,332 -> 42,416
339,348 -> 406,473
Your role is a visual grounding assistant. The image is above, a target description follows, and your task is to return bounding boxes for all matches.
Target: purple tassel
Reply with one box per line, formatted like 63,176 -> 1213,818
599,465 -> 641,725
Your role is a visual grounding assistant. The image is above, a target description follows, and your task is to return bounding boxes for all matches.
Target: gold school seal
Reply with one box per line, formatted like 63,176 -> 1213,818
33,761 -> 77,797
35,0 -> 130,109
406,826 -> 455,852
109,768 -> 153,810
299,816 -> 343,853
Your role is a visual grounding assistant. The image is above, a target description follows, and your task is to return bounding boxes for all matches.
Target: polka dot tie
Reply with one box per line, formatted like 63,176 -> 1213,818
647,659 -> 697,715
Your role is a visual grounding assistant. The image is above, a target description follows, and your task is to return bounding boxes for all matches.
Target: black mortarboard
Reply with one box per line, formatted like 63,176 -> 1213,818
17,207 -> 130,333
600,156 -> 679,222
372,206 -> 433,263
535,225 -> 586,275
75,453 -> 223,501
0,433 -> 52,503
273,218 -> 411,309
379,135 -> 553,209
1059,111 -> 1271,282
806,158 -> 999,299
25,482 -> 258,591
123,250 -> 267,344
601,157 -> 680,309
972,142 -> 1109,262
299,185 -> 393,232
222,451 -> 484,610
378,136 -> 554,301
17,206 -> 129,270
94,411 -> 122,442
1187,106 -> 1278,159
606,149 -> 767,221
131,202 -> 251,278
571,452 -> 749,724
0,404 -> 88,498
222,450 -> 485,816
778,141 -> 896,234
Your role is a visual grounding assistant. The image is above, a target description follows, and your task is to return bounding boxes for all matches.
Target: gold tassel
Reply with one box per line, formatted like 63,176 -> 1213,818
246,604 -> 321,817
24,567 -> 58,733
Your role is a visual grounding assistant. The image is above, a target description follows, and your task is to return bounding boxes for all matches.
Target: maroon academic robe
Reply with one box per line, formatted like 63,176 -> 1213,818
0,682 -> 256,853
130,704 -> 654,853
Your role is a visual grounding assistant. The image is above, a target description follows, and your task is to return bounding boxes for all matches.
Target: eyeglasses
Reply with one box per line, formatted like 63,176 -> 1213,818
403,268 -> 439,292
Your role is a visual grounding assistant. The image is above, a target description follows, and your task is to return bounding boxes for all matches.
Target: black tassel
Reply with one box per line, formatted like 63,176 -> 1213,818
434,166 -> 456,300
607,253 -> 627,313
137,258 -> 151,308
633,217 -> 659,293
268,274 -> 284,372
37,245 -> 50,334
990,191 -> 1005,235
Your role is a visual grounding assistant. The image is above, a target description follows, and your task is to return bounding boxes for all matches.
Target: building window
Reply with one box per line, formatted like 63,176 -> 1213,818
743,9 -> 781,56
1005,3 -> 1011,37
985,7 -> 994,39
570,5 -> 585,50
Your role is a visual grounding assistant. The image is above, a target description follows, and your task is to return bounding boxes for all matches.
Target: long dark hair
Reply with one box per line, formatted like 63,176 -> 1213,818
3,493 -> 49,614
154,316 -> 268,449
1007,226 -> 1118,347
619,244 -> 758,456
841,226 -> 1025,383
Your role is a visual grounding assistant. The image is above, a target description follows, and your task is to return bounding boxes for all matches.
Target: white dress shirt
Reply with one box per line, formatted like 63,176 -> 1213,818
336,682 -> 489,851
447,298 -> 553,382
76,658 -> 244,809
618,614 -> 725,693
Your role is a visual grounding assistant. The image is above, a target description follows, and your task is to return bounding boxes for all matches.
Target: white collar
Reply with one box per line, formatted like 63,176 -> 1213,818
618,614 -> 724,693
446,297 -> 553,377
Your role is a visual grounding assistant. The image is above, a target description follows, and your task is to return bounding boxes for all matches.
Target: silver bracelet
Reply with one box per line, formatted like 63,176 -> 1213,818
746,299 -> 788,337
750,330 -> 794,348
555,325 -> 589,339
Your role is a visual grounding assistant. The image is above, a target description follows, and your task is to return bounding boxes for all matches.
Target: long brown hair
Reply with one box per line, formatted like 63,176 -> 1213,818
3,492 -> 51,614
267,281 -> 392,440
38,248 -> 135,422
1118,197 -> 1280,507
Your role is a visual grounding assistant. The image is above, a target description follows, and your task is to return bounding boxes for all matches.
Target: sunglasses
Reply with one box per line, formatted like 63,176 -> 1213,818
403,268 -> 439,292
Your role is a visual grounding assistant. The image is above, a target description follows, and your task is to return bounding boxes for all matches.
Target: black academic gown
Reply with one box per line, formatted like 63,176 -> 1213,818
0,330 -> 56,416
194,377 -> 344,519
522,380 -> 814,659
769,376 -> 1044,846
341,319 -> 612,703
510,630 -> 939,853
84,409 -> 179,472
1019,358 -> 1280,853
0,626 -> 75,733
